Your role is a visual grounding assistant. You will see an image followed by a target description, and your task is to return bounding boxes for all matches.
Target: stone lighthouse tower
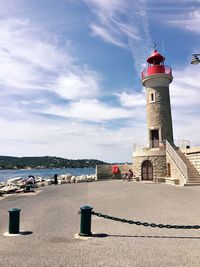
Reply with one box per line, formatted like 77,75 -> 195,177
142,49 -> 174,148
133,49 -> 174,181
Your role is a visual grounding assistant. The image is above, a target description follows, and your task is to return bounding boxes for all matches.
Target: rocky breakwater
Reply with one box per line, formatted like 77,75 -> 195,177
57,174 -> 96,184
0,177 -> 26,195
0,173 -> 96,196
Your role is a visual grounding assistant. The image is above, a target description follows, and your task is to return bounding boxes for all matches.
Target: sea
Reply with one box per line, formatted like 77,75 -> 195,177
0,168 -> 95,182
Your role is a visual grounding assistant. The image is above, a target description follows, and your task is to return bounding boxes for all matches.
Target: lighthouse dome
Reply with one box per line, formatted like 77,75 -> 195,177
147,50 -> 165,65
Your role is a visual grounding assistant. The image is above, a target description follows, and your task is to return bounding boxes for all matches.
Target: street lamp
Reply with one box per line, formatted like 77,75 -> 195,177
191,54 -> 200,65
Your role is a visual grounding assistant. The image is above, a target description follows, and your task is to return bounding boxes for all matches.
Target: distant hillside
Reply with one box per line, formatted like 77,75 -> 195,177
0,156 -> 107,170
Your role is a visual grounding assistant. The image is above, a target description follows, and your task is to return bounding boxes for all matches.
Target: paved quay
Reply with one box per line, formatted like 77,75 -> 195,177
1,180 -> 200,267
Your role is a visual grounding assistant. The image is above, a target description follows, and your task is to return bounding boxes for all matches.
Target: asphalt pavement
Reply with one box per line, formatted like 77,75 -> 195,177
1,180 -> 200,267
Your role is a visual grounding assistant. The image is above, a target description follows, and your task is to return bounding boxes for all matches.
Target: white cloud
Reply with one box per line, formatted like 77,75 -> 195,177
167,9 -> 200,33
0,116 -> 145,162
145,1 -> 200,34
171,66 -> 200,107
90,24 -> 127,48
85,0 -> 126,13
42,99 -> 133,122
0,18 -> 72,91
0,17 -> 103,104
85,0 -> 152,74
116,91 -> 146,108
169,65 -> 200,146
54,70 -> 101,100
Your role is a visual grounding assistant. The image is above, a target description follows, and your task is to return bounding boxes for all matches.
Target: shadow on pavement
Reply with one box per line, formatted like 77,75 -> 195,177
92,233 -> 200,239
20,231 -> 33,235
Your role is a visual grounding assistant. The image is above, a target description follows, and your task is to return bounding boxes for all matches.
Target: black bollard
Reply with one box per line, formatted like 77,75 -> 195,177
79,205 -> 93,236
54,174 -> 58,185
8,208 -> 21,234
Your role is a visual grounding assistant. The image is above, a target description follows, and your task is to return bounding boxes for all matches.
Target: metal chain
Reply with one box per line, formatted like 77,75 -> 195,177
91,211 -> 200,229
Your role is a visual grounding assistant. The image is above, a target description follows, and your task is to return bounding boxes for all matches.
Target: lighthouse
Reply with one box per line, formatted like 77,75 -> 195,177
142,50 -> 174,148
131,49 -> 200,185
133,49 -> 174,181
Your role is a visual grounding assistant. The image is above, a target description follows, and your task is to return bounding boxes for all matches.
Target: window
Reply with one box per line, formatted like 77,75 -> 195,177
150,129 -> 159,148
150,92 -> 156,103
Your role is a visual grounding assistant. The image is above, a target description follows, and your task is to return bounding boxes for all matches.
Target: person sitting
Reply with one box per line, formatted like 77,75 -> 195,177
26,175 -> 35,184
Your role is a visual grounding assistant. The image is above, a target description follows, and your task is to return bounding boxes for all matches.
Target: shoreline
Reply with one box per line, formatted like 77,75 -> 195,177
0,167 -> 95,183
0,173 -> 97,197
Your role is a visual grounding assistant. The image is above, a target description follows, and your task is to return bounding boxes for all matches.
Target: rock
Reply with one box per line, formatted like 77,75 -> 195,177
70,176 -> 76,183
58,174 -> 72,182
58,175 -> 66,180
58,180 -> 66,185
15,188 -> 25,193
45,179 -> 52,186
75,175 -> 96,183
36,182 -> 45,187
66,173 -> 72,179
86,177 -> 95,182
35,177 -> 45,183
6,177 -> 25,187
0,185 -> 19,194
0,182 -> 6,189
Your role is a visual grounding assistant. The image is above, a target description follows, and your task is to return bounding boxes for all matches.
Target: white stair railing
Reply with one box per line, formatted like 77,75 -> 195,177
166,140 -> 188,180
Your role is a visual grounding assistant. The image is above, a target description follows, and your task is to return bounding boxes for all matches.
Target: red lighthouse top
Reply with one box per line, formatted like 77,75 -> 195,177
147,50 -> 165,65
142,49 -> 172,80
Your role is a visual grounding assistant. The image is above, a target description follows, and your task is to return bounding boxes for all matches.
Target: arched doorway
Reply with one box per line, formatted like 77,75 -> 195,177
141,160 -> 153,180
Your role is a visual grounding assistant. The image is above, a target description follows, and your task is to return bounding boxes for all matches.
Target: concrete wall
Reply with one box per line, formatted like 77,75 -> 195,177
182,147 -> 200,174
166,154 -> 185,185
96,164 -> 133,180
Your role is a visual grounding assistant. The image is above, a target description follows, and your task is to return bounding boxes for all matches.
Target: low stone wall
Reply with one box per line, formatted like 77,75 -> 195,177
96,164 -> 133,180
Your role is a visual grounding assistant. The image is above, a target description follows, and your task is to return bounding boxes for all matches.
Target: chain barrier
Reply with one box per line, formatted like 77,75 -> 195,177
91,211 -> 200,230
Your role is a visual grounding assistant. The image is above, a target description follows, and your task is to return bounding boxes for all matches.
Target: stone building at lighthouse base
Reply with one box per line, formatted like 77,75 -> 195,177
133,147 -> 167,182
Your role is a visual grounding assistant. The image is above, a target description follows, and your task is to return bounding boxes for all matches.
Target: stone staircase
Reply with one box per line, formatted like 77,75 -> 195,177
176,150 -> 200,185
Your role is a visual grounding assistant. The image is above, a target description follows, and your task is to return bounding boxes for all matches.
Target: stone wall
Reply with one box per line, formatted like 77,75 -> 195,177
96,164 -> 133,180
146,85 -> 174,145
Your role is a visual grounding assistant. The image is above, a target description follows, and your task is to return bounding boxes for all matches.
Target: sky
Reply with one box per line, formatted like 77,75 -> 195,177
0,0 -> 200,163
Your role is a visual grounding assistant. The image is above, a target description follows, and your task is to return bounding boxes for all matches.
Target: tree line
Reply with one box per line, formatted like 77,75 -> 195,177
0,156 -> 107,170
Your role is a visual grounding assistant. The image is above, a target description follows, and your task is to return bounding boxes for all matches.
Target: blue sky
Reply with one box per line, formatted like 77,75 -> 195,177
0,0 -> 200,162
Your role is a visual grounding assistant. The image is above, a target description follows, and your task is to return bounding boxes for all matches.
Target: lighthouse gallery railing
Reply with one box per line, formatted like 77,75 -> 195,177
141,65 -> 172,80
166,140 -> 188,180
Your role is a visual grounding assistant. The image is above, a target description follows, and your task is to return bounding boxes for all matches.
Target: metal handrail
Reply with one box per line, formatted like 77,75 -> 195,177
166,140 -> 188,179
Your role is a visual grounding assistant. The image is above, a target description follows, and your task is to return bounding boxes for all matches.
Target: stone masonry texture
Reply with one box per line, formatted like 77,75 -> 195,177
146,85 -> 174,145
133,155 -> 167,181
96,164 -> 133,180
